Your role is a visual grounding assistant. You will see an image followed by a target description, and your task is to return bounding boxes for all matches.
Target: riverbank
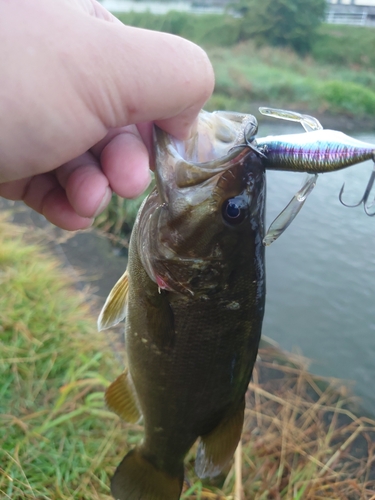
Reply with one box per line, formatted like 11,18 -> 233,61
113,12 -> 375,128
205,41 -> 375,132
1,207 -> 374,499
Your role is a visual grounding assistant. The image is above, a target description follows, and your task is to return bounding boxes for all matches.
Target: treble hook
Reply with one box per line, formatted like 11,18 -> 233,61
339,161 -> 375,216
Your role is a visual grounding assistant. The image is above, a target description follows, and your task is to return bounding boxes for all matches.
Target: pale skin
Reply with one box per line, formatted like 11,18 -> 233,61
0,0 -> 214,230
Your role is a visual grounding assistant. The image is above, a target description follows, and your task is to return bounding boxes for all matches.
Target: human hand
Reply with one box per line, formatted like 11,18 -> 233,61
0,0 -> 214,230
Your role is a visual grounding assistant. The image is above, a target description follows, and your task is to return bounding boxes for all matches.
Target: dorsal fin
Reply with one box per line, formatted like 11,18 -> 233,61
97,270 -> 129,331
105,370 -> 141,423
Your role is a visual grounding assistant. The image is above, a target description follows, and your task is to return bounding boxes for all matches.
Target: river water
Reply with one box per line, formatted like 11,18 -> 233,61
260,121 -> 375,414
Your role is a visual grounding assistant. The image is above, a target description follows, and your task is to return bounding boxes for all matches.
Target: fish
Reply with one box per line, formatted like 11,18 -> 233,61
98,108 -> 375,500
98,110 -> 267,500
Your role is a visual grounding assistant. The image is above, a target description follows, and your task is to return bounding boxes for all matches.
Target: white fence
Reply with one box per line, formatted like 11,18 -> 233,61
327,10 -> 368,25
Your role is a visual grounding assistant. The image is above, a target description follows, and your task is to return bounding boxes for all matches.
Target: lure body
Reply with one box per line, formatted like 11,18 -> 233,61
256,130 -> 374,173
253,108 -> 375,242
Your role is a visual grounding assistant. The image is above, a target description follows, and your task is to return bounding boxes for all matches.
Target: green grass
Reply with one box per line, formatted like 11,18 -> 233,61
0,215 -> 130,499
114,11 -> 241,47
113,12 -> 375,121
205,41 -> 375,119
312,24 -> 375,68
115,12 -> 375,70
1,213 -> 375,499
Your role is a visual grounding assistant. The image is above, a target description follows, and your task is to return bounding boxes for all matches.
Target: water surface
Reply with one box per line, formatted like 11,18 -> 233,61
261,122 -> 375,414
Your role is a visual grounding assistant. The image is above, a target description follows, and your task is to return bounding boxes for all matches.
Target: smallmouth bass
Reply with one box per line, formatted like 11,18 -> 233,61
99,111 -> 266,500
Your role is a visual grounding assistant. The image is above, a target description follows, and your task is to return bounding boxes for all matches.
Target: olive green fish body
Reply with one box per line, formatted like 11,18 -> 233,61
126,184 -> 265,477
100,112 -> 267,500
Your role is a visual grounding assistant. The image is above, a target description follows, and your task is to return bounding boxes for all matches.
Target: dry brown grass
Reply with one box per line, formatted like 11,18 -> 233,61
182,347 -> 375,499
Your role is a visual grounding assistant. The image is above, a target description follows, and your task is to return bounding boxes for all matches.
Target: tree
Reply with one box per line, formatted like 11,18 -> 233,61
234,0 -> 326,54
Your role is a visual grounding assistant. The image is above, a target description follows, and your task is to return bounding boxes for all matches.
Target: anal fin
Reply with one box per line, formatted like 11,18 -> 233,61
98,269 -> 129,331
105,370 -> 141,423
195,400 -> 245,478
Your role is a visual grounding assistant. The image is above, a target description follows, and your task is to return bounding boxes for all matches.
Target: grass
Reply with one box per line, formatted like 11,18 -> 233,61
1,213 -> 375,499
114,12 -> 375,121
205,41 -> 375,119
312,24 -> 375,68
114,12 -> 375,70
0,214 -> 126,499
114,11 -> 241,47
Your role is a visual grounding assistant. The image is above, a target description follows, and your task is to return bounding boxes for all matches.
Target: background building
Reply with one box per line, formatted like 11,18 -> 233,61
327,0 -> 375,25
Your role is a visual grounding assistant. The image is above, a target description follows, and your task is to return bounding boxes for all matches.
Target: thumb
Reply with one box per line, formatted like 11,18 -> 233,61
83,14 -> 215,139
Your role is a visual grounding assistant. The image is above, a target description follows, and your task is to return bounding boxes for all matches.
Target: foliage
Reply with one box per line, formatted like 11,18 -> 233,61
115,11 -> 240,47
94,192 -> 148,243
206,41 -> 375,120
233,0 -> 326,54
318,80 -> 375,117
94,180 -> 155,249
0,215 -> 128,499
112,12 -> 375,129
115,9 -> 375,65
312,24 -> 375,68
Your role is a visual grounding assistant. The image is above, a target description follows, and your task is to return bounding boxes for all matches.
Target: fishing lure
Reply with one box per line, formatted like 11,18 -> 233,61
251,108 -> 375,245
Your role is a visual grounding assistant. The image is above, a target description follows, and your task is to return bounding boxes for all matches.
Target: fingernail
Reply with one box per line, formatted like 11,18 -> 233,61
94,186 -> 112,217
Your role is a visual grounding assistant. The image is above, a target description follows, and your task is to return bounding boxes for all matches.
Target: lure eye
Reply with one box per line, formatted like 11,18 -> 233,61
222,198 -> 247,225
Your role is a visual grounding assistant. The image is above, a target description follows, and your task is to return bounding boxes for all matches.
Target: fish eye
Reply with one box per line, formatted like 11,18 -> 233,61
222,198 -> 247,225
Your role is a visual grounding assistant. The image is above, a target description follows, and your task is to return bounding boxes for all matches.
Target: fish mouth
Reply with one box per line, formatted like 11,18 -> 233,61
154,111 -> 260,196
171,110 -> 258,164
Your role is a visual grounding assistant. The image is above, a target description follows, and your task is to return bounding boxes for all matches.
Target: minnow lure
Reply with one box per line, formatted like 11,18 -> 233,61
249,108 -> 375,245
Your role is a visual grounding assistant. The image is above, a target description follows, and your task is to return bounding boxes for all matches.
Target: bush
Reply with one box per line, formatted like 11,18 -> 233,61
312,24 -> 375,68
115,11 -> 241,46
317,80 -> 375,117
233,0 -> 326,54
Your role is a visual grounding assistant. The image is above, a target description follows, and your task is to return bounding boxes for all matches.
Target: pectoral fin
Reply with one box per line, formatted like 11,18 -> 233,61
195,401 -> 245,478
98,270 -> 129,331
105,370 -> 141,423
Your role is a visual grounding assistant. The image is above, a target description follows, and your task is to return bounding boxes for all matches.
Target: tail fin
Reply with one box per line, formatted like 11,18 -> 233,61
111,448 -> 183,500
